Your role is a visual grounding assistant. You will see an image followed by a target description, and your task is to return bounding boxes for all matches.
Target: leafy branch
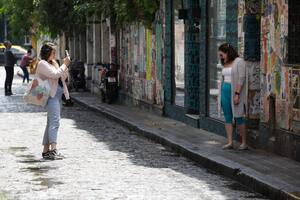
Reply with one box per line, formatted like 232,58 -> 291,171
0,0 -> 160,40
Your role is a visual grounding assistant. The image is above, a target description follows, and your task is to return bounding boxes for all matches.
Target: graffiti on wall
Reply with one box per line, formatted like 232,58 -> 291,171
248,61 -> 260,90
119,21 -> 164,106
260,0 -> 289,127
267,65 -> 300,130
260,74 -> 270,122
247,61 -> 260,119
238,0 -> 245,56
248,90 -> 260,119
156,24 -> 163,81
245,0 -> 261,15
275,66 -> 290,129
146,29 -> 152,81
239,1 -> 261,120
151,30 -> 157,102
138,26 -> 145,72
290,67 -> 300,122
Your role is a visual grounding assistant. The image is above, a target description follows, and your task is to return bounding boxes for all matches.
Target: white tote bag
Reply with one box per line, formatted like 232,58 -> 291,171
23,77 -> 51,107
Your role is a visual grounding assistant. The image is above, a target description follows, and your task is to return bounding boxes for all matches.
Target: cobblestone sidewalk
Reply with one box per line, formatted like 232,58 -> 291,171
0,67 -> 268,200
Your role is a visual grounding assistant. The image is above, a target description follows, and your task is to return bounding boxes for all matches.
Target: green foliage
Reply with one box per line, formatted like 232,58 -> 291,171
0,0 -> 38,40
111,0 -> 160,27
0,0 -> 160,39
37,0 -> 89,37
87,0 -> 160,27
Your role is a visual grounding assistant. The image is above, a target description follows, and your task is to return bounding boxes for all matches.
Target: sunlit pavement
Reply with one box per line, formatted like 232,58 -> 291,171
0,66 -> 267,199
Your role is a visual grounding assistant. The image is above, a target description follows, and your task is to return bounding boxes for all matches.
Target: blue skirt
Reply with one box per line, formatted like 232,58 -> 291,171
221,82 -> 245,125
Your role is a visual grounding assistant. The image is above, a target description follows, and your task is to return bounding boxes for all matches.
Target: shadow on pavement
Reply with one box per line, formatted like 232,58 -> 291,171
60,104 -> 267,199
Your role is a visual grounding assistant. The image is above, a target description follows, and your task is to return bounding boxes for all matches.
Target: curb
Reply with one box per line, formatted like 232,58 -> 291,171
72,97 -> 298,200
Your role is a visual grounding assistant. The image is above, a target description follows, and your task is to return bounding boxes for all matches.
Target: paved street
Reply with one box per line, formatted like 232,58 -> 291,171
0,66 -> 267,200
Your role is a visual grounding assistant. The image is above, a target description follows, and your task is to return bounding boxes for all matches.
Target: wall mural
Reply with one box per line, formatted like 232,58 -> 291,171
239,0 -> 261,120
146,28 -> 152,81
247,61 -> 261,119
238,0 -> 245,56
290,67 -> 300,132
156,24 -> 163,81
261,0 -> 289,130
119,21 -> 164,106
275,66 -> 290,129
260,73 -> 269,122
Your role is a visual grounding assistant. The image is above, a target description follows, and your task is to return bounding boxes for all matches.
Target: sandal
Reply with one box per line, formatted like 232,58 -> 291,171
238,143 -> 248,150
222,143 -> 233,150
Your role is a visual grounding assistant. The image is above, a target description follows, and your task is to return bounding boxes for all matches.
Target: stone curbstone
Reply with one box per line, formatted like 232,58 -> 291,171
72,97 -> 298,200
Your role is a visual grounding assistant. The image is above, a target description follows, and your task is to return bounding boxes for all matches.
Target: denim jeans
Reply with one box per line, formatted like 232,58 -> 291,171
43,86 -> 63,145
21,67 -> 29,83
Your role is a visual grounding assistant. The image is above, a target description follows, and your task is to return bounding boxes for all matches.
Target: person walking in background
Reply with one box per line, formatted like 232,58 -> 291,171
218,43 -> 248,150
28,45 -> 38,74
3,40 -> 17,96
35,43 -> 70,160
28,45 -> 36,59
20,49 -> 32,83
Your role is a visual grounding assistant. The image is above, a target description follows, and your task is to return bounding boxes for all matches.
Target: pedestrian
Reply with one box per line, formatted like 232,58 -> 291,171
218,43 -> 248,150
56,59 -> 74,107
3,40 -> 17,96
19,49 -> 32,83
35,43 -> 70,160
28,45 -> 36,59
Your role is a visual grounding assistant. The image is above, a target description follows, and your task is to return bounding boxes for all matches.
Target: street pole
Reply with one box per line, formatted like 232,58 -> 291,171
4,14 -> 7,40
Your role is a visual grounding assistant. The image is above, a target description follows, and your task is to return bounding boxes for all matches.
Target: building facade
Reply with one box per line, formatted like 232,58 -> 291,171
69,0 -> 300,161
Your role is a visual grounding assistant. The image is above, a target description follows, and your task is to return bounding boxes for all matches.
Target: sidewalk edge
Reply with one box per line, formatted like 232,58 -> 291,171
72,97 -> 298,200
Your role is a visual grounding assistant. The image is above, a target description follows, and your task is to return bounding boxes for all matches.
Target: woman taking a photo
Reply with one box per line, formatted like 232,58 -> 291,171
218,43 -> 248,150
36,43 -> 70,160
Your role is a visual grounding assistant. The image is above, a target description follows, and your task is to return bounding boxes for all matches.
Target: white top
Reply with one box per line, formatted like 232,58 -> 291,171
217,57 -> 248,119
30,49 -> 36,58
222,67 -> 232,83
36,60 -> 69,98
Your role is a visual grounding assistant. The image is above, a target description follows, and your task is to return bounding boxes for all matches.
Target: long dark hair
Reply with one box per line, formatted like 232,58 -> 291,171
218,43 -> 239,64
40,43 -> 55,61
3,40 -> 11,48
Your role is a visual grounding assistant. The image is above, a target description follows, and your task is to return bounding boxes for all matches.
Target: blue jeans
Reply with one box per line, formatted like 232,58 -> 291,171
43,86 -> 63,145
21,67 -> 29,83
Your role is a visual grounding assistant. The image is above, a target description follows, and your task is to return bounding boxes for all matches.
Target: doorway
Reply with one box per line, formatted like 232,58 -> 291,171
173,0 -> 185,107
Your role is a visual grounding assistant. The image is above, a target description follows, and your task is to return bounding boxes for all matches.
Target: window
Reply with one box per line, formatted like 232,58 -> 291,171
208,0 -> 226,119
173,0 -> 185,107
24,35 -> 31,46
288,0 -> 300,64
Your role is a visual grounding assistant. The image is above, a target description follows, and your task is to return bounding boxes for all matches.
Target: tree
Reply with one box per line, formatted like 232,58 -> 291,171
99,0 -> 160,27
0,0 -> 160,41
37,0 -> 91,38
0,0 -> 38,41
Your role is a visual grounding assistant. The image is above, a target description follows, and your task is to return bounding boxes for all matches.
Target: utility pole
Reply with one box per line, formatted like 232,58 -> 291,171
4,14 -> 7,40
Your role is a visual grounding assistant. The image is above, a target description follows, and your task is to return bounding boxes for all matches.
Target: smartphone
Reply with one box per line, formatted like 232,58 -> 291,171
65,50 -> 70,59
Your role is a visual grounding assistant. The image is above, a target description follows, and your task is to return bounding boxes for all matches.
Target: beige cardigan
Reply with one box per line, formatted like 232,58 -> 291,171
35,60 -> 70,99
218,57 -> 248,119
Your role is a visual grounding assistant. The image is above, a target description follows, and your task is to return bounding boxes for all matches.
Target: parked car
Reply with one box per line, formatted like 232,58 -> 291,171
10,45 -> 27,65
0,44 -> 27,66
